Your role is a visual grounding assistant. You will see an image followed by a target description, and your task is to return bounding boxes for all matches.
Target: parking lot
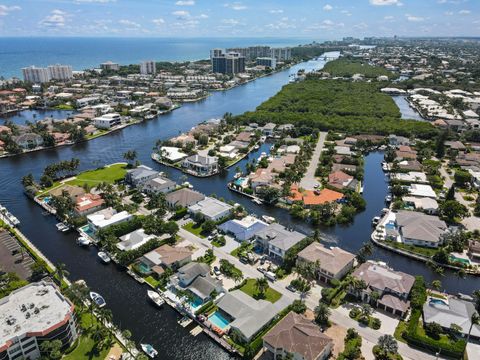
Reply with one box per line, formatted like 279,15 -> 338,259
0,229 -> 34,279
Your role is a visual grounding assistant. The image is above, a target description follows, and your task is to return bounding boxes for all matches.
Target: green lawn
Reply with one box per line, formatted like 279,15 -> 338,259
394,320 -> 408,343
182,222 -> 207,238
239,278 -> 282,303
66,164 -> 127,187
145,275 -> 160,288
64,313 -> 112,360
385,240 -> 438,258
63,335 -> 110,360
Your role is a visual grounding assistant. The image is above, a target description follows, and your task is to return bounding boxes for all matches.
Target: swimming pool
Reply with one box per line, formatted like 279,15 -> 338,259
449,255 -> 470,265
234,177 -> 246,187
208,311 -> 230,330
188,296 -> 203,311
385,222 -> 396,230
430,298 -> 448,306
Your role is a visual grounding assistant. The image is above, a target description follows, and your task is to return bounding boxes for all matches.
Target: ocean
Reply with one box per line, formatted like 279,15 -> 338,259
0,37 -> 314,78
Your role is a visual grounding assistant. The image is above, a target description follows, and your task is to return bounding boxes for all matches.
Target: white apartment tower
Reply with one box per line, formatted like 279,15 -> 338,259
47,64 -> 73,81
22,66 -> 51,83
140,61 -> 156,75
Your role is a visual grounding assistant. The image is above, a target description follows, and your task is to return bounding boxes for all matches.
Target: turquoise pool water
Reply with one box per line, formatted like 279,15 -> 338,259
430,298 -> 448,306
449,255 -> 470,265
208,311 -> 230,330
189,296 -> 203,310
385,221 -> 396,230
234,177 -> 246,186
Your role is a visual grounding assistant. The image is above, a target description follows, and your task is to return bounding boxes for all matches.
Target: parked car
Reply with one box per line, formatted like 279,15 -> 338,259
257,266 -> 266,274
213,266 -> 221,276
286,284 -> 296,292
240,256 -> 249,264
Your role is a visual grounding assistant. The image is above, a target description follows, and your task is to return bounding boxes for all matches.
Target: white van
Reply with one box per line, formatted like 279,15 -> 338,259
265,271 -> 276,282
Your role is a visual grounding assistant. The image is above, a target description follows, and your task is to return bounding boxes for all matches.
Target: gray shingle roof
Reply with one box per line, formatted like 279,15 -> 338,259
216,290 -> 277,340
396,210 -> 447,244
256,223 -> 306,252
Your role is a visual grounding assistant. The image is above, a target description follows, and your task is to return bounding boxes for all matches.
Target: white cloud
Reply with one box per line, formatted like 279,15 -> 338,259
224,2 -> 247,10
459,10 -> 471,15
406,14 -> 425,22
222,18 -> 240,25
172,10 -> 190,19
354,22 -> 368,30
152,18 -> 165,25
323,4 -> 333,11
39,9 -> 67,28
269,9 -> 283,14
444,11 -> 453,16
384,15 -> 394,20
370,0 -> 401,5
341,10 -> 352,16
175,0 -> 195,5
119,19 -> 141,28
0,5 -> 21,16
198,14 -> 209,19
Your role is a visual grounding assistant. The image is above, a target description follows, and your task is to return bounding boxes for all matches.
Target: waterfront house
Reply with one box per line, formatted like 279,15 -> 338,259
327,170 -> 354,190
14,133 -> 44,149
216,290 -> 277,342
159,146 -> 188,163
235,131 -> 252,143
172,262 -> 222,304
262,311 -> 333,360
0,282 -> 78,360
397,160 -> 423,172
165,188 -> 205,209
261,123 -> 277,137
87,207 -> 133,233
182,155 -> 219,176
50,185 -> 86,201
188,197 -> 233,222
402,196 -> 439,215
408,184 -> 437,199
350,261 -> 415,317
423,297 -> 480,340
288,186 -> 344,207
137,244 -> 192,275
468,240 -> 480,260
218,215 -> 268,242
116,228 -> 157,252
92,113 -> 121,129
395,210 -> 447,248
389,135 -> 410,147
143,175 -> 176,194
392,172 -> 428,184
297,242 -> 355,282
254,223 -> 306,261
74,193 -> 105,216
125,165 -> 159,188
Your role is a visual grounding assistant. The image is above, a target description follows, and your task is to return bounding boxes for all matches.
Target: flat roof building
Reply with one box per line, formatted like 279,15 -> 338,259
0,282 -> 78,360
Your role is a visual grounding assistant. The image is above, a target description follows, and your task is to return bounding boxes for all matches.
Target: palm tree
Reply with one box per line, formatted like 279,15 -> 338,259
377,334 -> 398,355
314,302 -> 331,326
466,312 -> 480,345
123,150 -> 137,166
232,271 -> 244,284
255,277 -> 269,298
54,262 -> 69,285
431,280 -> 442,292
361,303 -> 373,317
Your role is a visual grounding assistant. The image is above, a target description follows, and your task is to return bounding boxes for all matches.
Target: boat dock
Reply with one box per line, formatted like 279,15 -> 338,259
190,326 -> 203,336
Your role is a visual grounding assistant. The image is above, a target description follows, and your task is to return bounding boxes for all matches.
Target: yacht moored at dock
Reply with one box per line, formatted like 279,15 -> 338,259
141,344 -> 158,358
90,291 -> 106,308
147,290 -> 165,307
97,251 -> 111,264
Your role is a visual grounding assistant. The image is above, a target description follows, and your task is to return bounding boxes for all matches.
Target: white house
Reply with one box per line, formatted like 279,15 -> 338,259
188,197 -> 233,221
87,207 -> 133,232
93,113 -> 121,129
218,216 -> 268,241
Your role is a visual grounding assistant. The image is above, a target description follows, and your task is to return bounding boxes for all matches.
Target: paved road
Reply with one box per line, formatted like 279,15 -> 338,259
178,227 -> 447,360
299,131 -> 327,190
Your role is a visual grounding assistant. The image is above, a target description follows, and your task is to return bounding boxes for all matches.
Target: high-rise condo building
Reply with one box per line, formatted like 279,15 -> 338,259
211,51 -> 245,75
47,64 -> 73,81
100,61 -> 120,71
140,61 -> 156,75
22,66 -> 51,83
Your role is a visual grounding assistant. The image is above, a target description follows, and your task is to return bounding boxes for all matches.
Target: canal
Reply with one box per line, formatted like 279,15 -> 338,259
392,95 -> 425,121
0,52 -> 478,358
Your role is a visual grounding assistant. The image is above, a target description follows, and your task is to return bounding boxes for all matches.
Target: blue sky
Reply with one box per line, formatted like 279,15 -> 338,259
0,0 -> 478,38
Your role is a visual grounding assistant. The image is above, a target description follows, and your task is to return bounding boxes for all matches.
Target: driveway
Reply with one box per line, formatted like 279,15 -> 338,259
299,131 -> 327,190
177,227 -> 447,360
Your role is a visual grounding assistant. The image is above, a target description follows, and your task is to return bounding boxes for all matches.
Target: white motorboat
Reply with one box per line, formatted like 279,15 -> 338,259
97,251 -> 111,264
253,144 -> 260,150
141,344 -> 158,358
56,222 -> 70,232
252,198 -> 263,205
147,290 -> 165,307
89,292 -> 106,308
77,236 -> 91,246
261,215 -> 275,224
381,162 -> 389,172
372,216 -> 381,226
385,195 -> 392,203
